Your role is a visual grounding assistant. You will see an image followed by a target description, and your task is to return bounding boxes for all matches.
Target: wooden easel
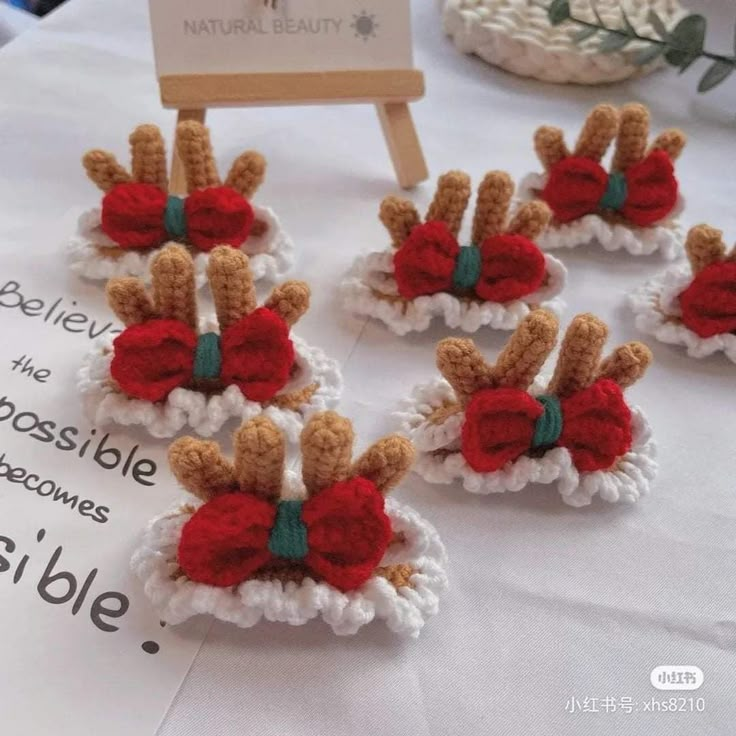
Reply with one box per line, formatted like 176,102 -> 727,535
162,70 -> 428,195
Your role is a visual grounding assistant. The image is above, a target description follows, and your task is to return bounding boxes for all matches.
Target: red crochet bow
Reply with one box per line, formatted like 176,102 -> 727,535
393,221 -> 546,302
461,378 -> 632,473
101,182 -> 254,251
110,307 -> 294,403
177,477 -> 392,592
541,150 -> 678,227
680,261 -> 736,338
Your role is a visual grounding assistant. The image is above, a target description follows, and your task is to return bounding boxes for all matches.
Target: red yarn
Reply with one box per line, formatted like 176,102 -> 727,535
178,493 -> 276,587
476,234 -> 546,302
110,319 -> 196,402
461,379 -> 632,473
185,187 -> 254,251
620,151 -> 678,227
393,221 -> 458,299
101,183 -> 168,249
221,308 -> 295,402
176,478 -> 391,592
679,261 -> 736,338
542,157 -> 608,224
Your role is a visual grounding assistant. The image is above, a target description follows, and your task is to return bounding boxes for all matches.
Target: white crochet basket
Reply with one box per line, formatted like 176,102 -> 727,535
397,377 -> 657,507
443,0 -> 686,85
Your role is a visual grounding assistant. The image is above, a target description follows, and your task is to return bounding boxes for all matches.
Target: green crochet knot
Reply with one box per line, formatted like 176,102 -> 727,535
532,395 -> 563,448
164,195 -> 187,238
452,244 -> 482,291
599,172 -> 628,211
268,500 -> 308,560
193,332 -> 221,380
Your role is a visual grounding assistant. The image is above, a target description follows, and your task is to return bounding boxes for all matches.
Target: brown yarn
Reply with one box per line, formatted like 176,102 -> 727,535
648,128 -> 687,162
176,120 -> 221,191
151,244 -> 198,328
129,124 -> 168,190
352,436 -> 414,494
426,171 -> 471,238
168,437 -> 236,502
207,246 -> 256,330
300,412 -> 355,496
233,416 -> 284,502
548,314 -> 609,397
686,224 -> 725,274
507,200 -> 552,241
376,563 -> 415,589
379,196 -> 421,248
597,342 -> 652,388
267,383 -> 318,411
612,103 -> 649,172
573,104 -> 618,161
471,171 -> 514,244
106,278 -> 155,326
82,150 -> 132,192
264,281 -> 311,326
224,151 -> 266,199
436,338 -> 494,404
534,126 -> 570,170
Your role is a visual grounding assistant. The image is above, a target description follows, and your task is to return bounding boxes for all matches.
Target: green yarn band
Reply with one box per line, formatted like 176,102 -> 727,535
164,195 -> 187,238
193,332 -> 221,380
268,500 -> 308,560
599,172 -> 628,211
452,245 -> 482,291
532,395 -> 563,448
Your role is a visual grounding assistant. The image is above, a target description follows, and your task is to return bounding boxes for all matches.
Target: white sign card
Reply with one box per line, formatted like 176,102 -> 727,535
0,216 -> 209,736
149,0 -> 414,75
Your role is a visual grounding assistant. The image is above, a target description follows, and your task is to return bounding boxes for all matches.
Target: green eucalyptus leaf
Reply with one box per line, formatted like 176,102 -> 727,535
669,14 -> 706,56
697,59 -> 735,92
572,26 -> 599,43
648,9 -> 669,40
548,0 -> 571,26
598,31 -> 632,53
634,44 -> 666,66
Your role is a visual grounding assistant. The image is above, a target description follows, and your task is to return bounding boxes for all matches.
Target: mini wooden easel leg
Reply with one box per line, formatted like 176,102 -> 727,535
376,102 -> 429,190
169,108 -> 207,195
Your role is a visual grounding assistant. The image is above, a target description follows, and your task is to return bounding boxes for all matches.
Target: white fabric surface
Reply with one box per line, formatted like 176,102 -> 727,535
1,0 -> 735,734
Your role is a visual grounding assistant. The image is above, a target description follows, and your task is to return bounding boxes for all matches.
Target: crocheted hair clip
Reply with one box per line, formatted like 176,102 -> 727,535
132,412 -> 448,636
399,310 -> 656,507
630,224 -> 736,363
341,170 -> 566,334
69,121 -> 293,286
519,103 -> 686,258
78,244 -> 341,438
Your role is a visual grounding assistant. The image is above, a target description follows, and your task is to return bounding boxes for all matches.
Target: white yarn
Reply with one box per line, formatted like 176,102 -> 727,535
340,248 -> 567,335
629,264 -> 736,364
518,173 -> 684,259
443,0 -> 686,85
66,204 -> 295,286
131,473 -> 448,637
77,334 -> 342,439
397,377 -> 657,507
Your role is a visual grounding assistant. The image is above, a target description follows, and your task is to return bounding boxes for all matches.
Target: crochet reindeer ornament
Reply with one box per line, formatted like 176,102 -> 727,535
630,224 -> 736,363
132,413 -> 448,636
70,121 -> 293,284
521,103 -> 686,258
399,310 -> 656,506
78,244 -> 341,438
341,171 -> 566,334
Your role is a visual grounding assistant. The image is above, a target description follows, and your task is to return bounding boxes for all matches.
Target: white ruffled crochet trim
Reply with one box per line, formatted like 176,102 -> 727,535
67,205 -> 295,286
518,173 -> 684,259
131,488 -> 448,637
340,248 -> 567,335
396,378 -> 657,508
629,263 -> 736,363
77,334 -> 342,439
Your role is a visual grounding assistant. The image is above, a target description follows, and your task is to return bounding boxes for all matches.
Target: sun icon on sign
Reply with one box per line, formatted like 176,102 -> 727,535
351,11 -> 379,41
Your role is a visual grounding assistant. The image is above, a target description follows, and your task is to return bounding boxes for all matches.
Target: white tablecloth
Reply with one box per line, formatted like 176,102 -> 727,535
1,1 -> 734,734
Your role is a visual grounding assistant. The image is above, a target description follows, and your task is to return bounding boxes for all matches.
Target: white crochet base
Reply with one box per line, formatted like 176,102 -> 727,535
340,248 -> 567,335
67,204 -> 294,286
131,489 -> 448,637
518,173 -> 684,259
77,334 -> 342,439
629,264 -> 736,364
397,378 -> 657,508
443,0 -> 685,85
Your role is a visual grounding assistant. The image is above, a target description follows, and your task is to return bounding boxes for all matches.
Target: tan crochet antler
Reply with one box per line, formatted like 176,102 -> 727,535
168,412 -> 415,504
685,224 -> 736,274
106,244 -> 310,331
435,311 -> 652,413
379,171 -> 551,248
